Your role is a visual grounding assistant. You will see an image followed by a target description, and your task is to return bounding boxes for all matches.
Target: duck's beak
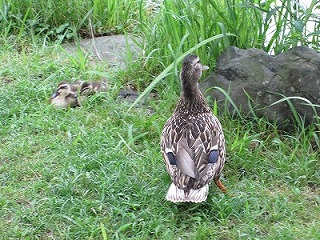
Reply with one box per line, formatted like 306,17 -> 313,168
50,91 -> 59,99
202,65 -> 209,71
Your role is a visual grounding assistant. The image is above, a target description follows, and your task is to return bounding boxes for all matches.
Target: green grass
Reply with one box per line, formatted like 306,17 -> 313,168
0,38 -> 319,239
1,0 -> 320,238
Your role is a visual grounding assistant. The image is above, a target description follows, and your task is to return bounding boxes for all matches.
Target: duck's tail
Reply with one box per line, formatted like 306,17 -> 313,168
166,183 -> 209,203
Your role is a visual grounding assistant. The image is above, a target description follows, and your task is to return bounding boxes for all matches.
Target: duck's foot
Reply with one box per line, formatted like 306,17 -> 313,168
214,179 -> 227,193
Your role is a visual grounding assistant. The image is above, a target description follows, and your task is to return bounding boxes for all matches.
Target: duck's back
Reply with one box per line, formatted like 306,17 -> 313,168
161,110 -> 225,192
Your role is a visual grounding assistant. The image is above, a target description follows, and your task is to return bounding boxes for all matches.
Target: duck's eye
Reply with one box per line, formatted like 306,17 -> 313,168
58,86 -> 68,91
192,59 -> 200,66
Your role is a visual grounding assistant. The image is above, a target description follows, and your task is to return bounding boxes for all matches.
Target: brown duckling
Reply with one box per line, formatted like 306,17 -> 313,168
49,83 -> 80,109
79,79 -> 107,96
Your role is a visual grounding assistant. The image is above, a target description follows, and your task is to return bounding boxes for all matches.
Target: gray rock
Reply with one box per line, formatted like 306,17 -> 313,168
63,35 -> 141,68
200,46 -> 320,128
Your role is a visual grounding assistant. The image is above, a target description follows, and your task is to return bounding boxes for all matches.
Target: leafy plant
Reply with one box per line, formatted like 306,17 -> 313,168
0,0 -> 147,41
139,0 -> 320,73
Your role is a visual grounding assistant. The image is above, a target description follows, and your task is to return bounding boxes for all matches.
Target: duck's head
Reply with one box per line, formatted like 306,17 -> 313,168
80,81 -> 106,95
180,54 -> 209,85
80,81 -> 92,93
50,83 -> 72,100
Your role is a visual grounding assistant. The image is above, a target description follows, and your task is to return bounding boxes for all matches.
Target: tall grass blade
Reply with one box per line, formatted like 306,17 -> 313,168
77,8 -> 93,31
128,33 -> 235,111
269,94 -> 320,128
207,86 -> 242,118
100,222 -> 108,240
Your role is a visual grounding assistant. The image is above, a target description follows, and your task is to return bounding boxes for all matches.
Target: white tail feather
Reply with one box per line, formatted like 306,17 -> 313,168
166,183 -> 209,203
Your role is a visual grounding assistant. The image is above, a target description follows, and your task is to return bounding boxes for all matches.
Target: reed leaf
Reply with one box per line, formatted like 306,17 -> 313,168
207,86 -> 242,118
269,94 -> 320,128
128,33 -> 235,111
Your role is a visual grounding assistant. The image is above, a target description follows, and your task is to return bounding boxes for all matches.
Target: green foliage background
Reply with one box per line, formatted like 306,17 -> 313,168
0,0 -> 319,239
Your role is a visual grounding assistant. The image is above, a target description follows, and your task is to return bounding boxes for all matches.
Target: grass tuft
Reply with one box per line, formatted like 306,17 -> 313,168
0,0 -> 319,239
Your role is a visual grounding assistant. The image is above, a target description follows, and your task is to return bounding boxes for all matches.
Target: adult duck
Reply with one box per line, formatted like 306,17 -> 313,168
161,54 -> 227,203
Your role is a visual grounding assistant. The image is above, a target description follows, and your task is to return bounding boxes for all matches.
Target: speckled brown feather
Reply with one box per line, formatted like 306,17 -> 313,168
160,54 -> 226,202
161,102 -> 225,189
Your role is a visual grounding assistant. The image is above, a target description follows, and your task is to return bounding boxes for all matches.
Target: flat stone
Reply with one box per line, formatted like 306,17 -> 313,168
63,35 -> 141,68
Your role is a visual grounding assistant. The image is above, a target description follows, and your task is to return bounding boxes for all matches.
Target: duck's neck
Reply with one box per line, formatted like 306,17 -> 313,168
181,77 -> 198,100
176,79 -> 211,115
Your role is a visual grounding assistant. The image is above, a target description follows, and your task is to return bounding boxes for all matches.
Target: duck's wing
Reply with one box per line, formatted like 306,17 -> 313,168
161,113 -> 225,188
195,114 -> 226,183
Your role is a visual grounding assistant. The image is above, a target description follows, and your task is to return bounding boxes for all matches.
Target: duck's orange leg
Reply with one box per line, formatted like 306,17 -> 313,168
214,179 -> 227,193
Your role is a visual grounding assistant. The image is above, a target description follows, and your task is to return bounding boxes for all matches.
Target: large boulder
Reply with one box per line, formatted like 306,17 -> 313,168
200,46 -> 320,128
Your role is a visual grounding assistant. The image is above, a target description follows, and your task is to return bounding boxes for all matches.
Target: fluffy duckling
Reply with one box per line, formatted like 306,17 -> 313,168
49,83 -> 80,109
59,81 -> 83,92
50,79 -> 107,108
161,54 -> 226,203
80,79 -> 107,96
